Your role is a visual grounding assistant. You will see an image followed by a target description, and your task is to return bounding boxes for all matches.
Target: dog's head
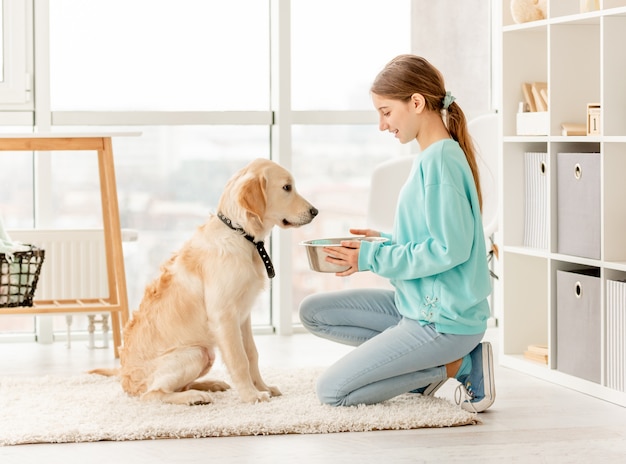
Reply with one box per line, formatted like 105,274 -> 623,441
218,158 -> 318,239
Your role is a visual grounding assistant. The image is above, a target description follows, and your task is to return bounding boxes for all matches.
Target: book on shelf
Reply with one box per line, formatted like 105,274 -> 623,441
524,344 -> 548,364
520,82 -> 548,113
531,82 -> 548,112
561,123 -> 586,136
521,82 -> 537,112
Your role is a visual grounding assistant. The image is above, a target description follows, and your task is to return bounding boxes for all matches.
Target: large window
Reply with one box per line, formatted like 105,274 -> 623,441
0,1 -> 492,341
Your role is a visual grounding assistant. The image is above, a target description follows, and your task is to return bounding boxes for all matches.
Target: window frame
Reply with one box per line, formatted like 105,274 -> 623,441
0,0 -> 31,107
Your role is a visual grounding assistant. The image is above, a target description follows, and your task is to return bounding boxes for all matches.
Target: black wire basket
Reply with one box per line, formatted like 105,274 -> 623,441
0,245 -> 46,308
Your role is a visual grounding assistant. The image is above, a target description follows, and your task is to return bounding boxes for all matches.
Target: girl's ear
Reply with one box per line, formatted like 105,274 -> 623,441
411,93 -> 426,113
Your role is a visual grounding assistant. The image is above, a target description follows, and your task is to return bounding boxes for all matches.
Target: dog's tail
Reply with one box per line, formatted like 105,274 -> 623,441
88,367 -> 120,377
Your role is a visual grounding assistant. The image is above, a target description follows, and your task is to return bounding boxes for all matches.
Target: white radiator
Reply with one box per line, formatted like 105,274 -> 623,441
607,279 -> 626,392
8,229 -> 109,301
7,229 -> 111,348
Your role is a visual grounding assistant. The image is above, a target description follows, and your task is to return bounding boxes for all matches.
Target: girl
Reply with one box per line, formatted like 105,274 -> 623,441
299,54 -> 495,412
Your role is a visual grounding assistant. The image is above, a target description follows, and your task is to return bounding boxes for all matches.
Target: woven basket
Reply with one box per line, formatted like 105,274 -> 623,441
0,245 -> 45,308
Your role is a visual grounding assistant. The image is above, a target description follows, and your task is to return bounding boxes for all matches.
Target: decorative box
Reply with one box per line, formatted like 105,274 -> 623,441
516,111 -> 548,136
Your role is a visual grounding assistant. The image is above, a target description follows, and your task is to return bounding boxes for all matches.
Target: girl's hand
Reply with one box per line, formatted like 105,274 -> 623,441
349,228 -> 380,238
323,240 -> 361,277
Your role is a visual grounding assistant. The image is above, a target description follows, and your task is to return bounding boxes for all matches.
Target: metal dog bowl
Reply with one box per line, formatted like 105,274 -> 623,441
300,236 -> 389,273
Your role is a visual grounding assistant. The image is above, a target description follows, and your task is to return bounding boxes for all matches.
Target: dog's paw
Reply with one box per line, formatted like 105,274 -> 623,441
184,390 -> 214,405
241,390 -> 271,403
143,389 -> 213,405
255,391 -> 271,403
190,379 -> 231,392
267,385 -> 282,397
210,380 -> 231,392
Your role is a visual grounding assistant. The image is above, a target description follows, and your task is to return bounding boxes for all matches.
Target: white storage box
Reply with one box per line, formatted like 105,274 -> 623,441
516,112 -> 548,136
523,152 -> 549,249
606,279 -> 626,392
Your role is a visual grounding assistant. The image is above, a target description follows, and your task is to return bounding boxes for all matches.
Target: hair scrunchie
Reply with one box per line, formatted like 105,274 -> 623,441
442,91 -> 456,110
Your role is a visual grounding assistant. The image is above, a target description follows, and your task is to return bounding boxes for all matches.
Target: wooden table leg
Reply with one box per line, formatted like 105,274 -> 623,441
97,138 -> 129,358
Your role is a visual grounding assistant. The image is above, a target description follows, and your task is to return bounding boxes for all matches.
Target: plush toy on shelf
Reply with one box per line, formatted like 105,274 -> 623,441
510,0 -> 547,24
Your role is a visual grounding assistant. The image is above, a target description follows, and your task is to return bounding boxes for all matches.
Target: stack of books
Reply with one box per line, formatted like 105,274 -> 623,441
524,344 -> 548,365
517,82 -> 549,135
521,82 -> 548,112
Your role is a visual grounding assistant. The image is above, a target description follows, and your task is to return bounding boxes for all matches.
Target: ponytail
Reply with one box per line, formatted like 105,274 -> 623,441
445,102 -> 483,213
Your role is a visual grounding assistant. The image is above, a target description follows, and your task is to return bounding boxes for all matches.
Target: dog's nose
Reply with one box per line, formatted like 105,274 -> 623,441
310,207 -> 319,217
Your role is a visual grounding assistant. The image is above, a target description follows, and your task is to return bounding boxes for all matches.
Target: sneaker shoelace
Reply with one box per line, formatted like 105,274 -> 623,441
454,383 -> 478,414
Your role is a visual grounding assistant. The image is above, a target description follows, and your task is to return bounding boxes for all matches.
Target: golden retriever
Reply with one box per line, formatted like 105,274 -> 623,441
90,158 -> 318,405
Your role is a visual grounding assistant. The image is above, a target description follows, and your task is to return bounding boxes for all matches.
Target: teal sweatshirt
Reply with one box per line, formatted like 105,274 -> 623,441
358,139 -> 491,335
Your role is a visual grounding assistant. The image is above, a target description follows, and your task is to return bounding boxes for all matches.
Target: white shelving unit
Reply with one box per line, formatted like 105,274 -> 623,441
498,1 -> 626,406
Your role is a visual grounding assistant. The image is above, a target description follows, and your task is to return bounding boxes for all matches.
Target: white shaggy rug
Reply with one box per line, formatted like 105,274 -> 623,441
0,368 -> 480,446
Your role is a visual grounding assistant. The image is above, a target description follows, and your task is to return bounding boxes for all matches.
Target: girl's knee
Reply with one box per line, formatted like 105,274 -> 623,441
316,372 -> 346,407
298,294 -> 319,329
316,390 -> 340,406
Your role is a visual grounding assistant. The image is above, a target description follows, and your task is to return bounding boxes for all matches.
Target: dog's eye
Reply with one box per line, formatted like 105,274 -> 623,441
283,184 -> 292,192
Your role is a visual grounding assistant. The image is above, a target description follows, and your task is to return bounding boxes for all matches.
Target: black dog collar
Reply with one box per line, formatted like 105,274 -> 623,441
217,212 -> 275,279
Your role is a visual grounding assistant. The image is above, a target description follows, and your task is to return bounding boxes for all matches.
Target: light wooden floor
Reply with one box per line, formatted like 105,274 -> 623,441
1,328 -> 626,463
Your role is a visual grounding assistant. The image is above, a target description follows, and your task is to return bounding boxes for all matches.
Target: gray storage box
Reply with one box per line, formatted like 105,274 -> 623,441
557,153 -> 601,259
556,269 -> 601,383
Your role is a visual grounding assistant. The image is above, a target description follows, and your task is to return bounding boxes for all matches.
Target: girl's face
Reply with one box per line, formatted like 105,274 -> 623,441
371,93 -> 420,144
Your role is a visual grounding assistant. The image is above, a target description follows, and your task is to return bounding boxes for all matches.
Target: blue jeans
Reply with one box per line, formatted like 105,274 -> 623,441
299,288 -> 484,406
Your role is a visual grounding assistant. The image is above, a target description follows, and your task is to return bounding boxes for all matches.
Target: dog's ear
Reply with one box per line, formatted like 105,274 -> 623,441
238,174 -> 267,225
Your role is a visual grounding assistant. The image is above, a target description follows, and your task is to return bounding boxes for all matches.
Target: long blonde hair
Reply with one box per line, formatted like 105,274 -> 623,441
371,54 -> 483,212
